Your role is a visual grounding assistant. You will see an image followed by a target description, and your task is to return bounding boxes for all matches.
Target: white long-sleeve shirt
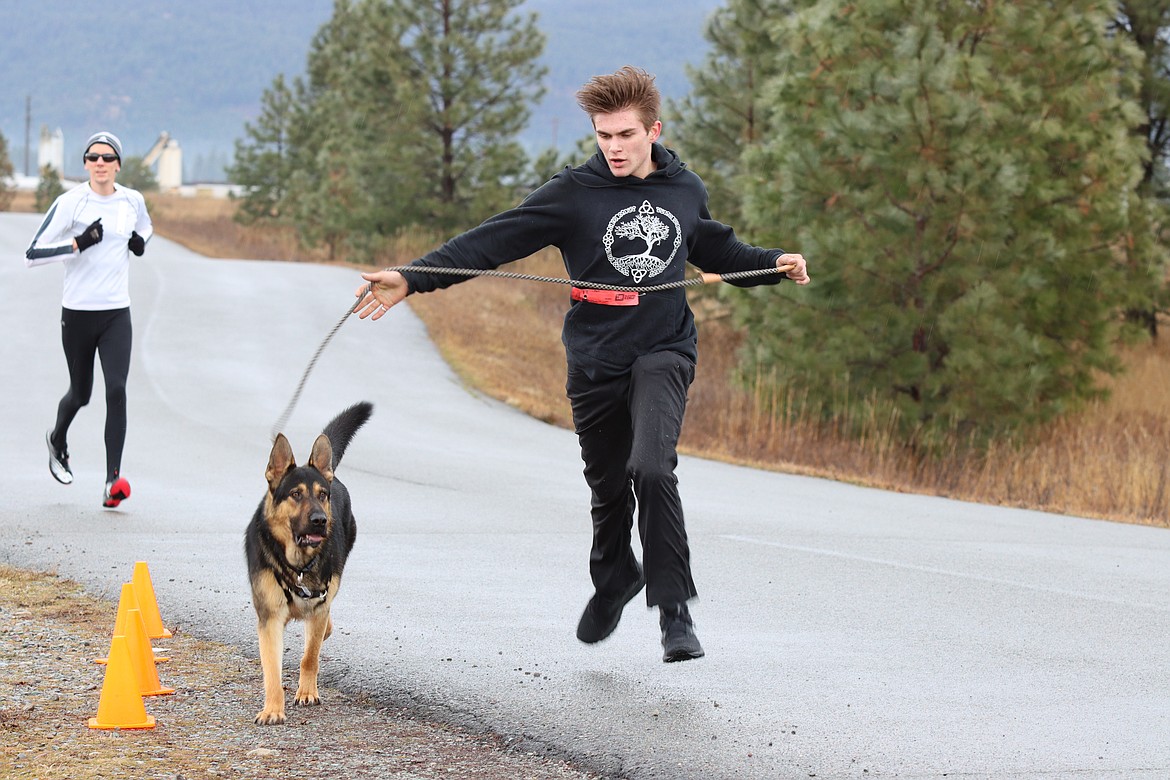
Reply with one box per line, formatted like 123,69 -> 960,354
25,182 -> 153,310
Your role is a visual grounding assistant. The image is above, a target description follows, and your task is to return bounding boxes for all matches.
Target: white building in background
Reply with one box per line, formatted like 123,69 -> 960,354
144,132 -> 183,190
37,126 -> 64,175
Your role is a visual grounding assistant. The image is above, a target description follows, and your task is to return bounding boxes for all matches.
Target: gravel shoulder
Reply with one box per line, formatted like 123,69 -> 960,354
0,565 -> 607,780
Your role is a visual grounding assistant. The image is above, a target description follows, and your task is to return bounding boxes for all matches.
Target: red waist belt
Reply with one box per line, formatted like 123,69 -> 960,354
570,287 -> 640,306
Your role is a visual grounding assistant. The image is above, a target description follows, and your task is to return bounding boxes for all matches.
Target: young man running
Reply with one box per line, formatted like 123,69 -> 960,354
354,67 -> 809,662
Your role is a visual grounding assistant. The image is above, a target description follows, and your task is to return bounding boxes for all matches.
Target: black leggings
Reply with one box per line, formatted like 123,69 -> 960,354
567,350 -> 698,608
51,307 -> 132,483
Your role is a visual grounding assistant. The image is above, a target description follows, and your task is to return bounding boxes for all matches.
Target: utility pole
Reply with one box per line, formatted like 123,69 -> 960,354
24,95 -> 31,176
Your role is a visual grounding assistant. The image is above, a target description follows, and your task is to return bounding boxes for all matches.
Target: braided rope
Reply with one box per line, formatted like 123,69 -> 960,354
384,263 -> 784,291
271,264 -> 788,439
271,295 -> 364,440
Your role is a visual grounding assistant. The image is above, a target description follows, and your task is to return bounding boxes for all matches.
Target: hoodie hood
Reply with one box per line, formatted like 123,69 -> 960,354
570,142 -> 686,188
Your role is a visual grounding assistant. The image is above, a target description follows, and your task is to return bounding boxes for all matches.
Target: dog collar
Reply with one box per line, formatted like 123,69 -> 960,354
293,571 -> 328,602
281,561 -> 329,603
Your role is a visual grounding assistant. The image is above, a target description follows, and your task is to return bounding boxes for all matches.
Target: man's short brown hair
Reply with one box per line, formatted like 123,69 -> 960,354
575,66 -> 661,130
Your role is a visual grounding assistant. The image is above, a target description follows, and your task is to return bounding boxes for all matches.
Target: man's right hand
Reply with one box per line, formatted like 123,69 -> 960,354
74,219 -> 103,252
355,270 -> 409,320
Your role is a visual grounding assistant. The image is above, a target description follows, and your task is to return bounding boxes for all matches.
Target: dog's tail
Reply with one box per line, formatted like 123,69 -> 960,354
323,401 -> 374,469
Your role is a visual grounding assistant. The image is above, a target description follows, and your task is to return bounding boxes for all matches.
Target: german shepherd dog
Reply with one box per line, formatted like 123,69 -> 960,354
244,401 -> 372,725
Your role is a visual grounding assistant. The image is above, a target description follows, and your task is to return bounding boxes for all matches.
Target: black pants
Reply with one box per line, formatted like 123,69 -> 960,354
567,350 -> 698,608
51,307 -> 132,483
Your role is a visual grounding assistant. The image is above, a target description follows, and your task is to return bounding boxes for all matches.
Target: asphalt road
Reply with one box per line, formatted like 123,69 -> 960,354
3,211 -> 1170,779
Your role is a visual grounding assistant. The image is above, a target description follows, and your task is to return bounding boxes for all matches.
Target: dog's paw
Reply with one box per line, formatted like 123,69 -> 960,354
254,708 -> 286,726
294,687 -> 322,707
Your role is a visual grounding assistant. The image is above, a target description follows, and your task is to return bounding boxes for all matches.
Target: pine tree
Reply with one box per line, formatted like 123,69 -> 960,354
1115,1 -> 1170,195
117,156 -> 159,192
1111,1 -> 1170,336
358,0 -> 546,230
35,165 -> 64,212
229,74 -> 300,224
737,0 -> 1150,443
0,131 -> 14,211
241,0 -> 547,259
667,0 -> 793,227
285,2 -> 380,257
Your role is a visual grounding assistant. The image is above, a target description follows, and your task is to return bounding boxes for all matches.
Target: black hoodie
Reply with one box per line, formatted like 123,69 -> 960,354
403,143 -> 785,372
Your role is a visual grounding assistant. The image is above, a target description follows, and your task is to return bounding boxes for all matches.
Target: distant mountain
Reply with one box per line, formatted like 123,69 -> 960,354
1,0 -> 719,182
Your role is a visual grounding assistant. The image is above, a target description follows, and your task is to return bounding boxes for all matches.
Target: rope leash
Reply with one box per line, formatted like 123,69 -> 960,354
384,263 -> 789,291
270,263 -> 793,439
271,294 -> 365,440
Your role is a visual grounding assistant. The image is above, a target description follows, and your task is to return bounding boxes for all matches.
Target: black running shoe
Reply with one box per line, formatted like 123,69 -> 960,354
660,603 -> 705,663
576,563 -> 645,644
46,430 -> 73,485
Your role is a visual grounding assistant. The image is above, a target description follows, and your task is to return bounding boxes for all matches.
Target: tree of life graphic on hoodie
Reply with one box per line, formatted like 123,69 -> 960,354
603,200 -> 684,283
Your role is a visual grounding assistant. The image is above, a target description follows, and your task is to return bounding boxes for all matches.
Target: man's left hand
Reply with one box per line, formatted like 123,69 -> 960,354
778,253 -> 809,285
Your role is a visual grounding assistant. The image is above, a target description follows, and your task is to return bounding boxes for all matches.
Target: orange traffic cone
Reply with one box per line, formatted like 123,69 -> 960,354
131,561 -> 172,639
124,607 -> 174,697
96,583 -> 169,665
88,635 -> 156,730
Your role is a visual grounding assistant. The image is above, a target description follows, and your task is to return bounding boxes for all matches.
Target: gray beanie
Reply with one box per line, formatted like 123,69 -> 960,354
84,131 -> 122,161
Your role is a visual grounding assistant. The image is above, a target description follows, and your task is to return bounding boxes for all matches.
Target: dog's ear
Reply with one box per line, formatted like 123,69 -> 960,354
308,433 -> 334,482
266,434 -> 296,492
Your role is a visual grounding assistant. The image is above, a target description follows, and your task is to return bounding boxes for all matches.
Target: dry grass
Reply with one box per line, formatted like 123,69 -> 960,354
130,195 -> 1170,527
148,193 -> 325,264
8,189 -> 37,212
406,251 -> 573,426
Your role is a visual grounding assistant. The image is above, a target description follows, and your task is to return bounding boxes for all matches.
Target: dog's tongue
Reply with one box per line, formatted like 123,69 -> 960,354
300,534 -> 324,545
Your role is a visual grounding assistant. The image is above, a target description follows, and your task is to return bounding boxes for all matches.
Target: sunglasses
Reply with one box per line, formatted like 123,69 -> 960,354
84,153 -> 119,163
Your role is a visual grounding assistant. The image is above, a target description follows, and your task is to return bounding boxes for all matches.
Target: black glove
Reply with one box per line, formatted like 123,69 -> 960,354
75,219 -> 103,252
128,231 -> 145,256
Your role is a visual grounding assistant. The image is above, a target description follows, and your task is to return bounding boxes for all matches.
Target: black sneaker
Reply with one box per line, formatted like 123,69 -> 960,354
46,430 -> 73,485
576,563 -> 645,644
660,603 -> 704,663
